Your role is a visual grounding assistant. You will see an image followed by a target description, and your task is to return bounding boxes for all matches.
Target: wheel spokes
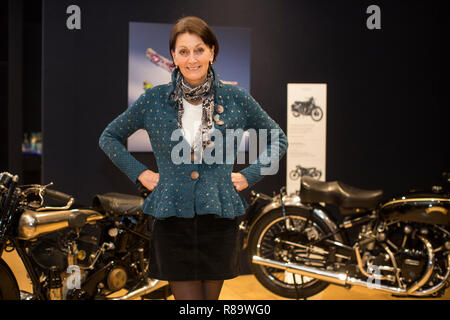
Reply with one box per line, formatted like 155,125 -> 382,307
256,216 -> 328,287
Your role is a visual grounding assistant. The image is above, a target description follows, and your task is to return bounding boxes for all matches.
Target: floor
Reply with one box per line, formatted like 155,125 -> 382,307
2,250 -> 449,300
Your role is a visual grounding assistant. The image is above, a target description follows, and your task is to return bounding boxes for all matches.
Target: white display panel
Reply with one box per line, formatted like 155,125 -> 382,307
286,84 -> 327,195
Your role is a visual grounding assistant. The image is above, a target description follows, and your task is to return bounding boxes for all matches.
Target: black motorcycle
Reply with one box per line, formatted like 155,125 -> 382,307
289,165 -> 322,181
291,97 -> 324,122
243,172 -> 449,299
0,172 -> 170,300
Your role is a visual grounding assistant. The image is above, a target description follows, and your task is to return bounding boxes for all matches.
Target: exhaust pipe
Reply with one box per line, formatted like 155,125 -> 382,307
111,278 -> 168,300
252,235 -> 441,297
252,255 -> 408,295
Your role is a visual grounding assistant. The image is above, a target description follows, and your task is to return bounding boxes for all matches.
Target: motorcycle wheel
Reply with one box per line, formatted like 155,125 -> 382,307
247,207 -> 335,299
0,259 -> 20,300
311,107 -> 323,121
289,170 -> 300,180
311,170 -> 322,179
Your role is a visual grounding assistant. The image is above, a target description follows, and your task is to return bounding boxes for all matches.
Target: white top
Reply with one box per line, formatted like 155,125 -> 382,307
181,98 -> 215,148
181,98 -> 203,147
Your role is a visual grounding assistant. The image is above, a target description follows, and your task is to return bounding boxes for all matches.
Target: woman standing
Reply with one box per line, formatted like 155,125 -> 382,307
99,16 -> 288,300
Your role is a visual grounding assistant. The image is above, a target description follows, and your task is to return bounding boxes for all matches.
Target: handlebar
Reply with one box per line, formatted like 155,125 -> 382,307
0,172 -> 16,191
36,187 -> 75,211
1,172 -> 76,211
44,188 -> 74,203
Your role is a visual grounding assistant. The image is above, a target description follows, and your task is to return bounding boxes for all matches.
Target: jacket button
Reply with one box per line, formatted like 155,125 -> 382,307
216,105 -> 224,114
190,171 -> 199,180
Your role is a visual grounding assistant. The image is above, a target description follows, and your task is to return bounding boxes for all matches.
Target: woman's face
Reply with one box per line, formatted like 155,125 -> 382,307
171,32 -> 214,87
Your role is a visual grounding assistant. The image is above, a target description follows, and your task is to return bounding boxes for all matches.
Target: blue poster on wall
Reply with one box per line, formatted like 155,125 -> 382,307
127,21 -> 251,152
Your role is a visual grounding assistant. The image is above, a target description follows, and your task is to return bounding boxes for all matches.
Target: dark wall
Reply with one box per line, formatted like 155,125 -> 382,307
0,1 -> 8,172
3,0 -> 42,183
42,0 -> 449,207
5,0 -> 24,178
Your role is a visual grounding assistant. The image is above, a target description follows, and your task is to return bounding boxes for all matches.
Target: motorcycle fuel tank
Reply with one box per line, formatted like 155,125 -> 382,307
17,208 -> 104,240
379,192 -> 449,226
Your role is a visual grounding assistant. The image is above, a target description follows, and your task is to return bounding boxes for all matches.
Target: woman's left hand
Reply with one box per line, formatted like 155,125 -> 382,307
231,172 -> 249,191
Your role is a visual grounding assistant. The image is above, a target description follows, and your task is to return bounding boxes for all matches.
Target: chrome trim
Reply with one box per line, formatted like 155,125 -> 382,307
251,191 -> 274,203
354,243 -> 395,282
407,235 -> 435,294
110,278 -> 167,300
80,242 -> 115,270
36,197 -> 75,212
277,238 -> 351,261
20,291 -> 35,300
381,198 -> 450,209
312,207 -> 343,242
382,243 -> 403,287
252,255 -> 407,295
410,254 -> 450,297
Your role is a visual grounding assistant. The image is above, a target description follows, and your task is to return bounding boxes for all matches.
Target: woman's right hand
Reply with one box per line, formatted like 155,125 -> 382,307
138,170 -> 159,191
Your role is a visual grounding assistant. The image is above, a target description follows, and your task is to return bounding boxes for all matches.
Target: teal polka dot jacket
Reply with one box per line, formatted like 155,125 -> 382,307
99,67 -> 288,219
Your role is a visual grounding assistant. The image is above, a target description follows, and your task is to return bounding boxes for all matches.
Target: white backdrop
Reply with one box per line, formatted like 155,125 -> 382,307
286,84 -> 327,195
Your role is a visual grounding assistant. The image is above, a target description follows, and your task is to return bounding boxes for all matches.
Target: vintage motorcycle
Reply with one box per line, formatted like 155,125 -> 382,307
291,97 -> 324,122
0,171 -> 170,300
289,165 -> 322,181
243,172 -> 449,299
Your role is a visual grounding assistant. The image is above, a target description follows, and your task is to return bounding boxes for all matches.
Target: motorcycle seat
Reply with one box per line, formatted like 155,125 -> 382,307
300,177 -> 383,211
92,192 -> 144,216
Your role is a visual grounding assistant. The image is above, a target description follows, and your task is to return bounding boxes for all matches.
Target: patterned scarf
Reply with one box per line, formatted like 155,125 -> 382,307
171,68 -> 215,160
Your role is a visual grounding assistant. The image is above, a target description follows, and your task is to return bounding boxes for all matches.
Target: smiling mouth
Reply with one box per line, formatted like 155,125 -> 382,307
186,66 -> 201,71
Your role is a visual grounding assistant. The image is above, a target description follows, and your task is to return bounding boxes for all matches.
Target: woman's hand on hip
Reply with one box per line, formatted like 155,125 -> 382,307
231,172 -> 248,191
138,170 -> 159,191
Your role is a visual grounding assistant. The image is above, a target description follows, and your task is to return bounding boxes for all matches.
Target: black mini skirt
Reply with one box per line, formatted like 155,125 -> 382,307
147,213 -> 241,281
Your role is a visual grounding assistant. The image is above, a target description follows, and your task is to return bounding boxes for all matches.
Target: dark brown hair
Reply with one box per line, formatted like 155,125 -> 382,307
170,16 -> 219,63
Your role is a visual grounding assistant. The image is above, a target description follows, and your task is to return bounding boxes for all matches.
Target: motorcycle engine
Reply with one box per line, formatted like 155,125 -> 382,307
28,224 -> 102,269
381,221 -> 442,287
399,250 -> 426,284
106,266 -> 128,291
76,228 -> 101,268
28,234 -> 68,271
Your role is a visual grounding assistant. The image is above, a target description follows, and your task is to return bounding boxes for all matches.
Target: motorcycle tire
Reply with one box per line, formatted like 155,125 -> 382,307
311,170 -> 322,179
247,207 -> 335,299
311,107 -> 323,121
0,259 -> 20,300
289,170 -> 300,180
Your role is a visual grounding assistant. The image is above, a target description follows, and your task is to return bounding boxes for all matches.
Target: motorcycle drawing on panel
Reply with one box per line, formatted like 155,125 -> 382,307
291,97 -> 324,122
241,172 -> 449,299
289,165 -> 322,181
0,172 -> 170,300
